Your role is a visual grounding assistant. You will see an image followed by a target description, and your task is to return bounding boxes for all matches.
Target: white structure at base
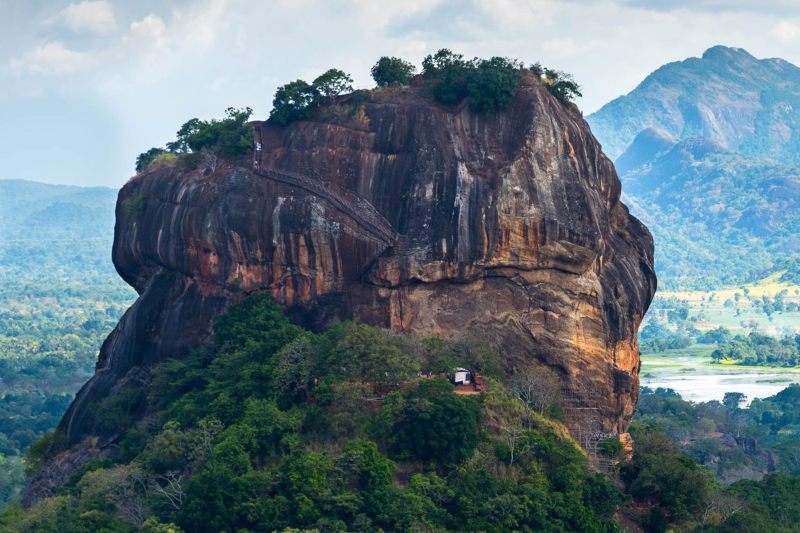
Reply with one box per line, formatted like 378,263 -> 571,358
453,368 -> 472,385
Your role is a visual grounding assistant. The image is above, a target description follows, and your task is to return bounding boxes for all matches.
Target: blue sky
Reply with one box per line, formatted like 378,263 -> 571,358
2,0 -> 799,187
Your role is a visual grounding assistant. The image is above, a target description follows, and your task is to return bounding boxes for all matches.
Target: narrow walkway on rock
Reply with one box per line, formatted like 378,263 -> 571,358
253,166 -> 399,246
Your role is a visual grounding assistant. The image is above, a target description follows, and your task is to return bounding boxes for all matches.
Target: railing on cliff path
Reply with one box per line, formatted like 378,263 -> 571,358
253,127 -> 398,246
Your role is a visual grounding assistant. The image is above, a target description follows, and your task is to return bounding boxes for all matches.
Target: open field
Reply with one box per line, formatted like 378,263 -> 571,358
660,272 -> 800,301
650,272 -> 800,336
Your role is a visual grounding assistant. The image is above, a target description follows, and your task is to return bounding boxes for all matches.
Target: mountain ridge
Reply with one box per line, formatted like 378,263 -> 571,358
588,45 -> 800,288
588,45 -> 800,162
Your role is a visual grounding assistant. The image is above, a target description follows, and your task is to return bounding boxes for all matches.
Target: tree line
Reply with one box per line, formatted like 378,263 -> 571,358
134,50 -> 582,174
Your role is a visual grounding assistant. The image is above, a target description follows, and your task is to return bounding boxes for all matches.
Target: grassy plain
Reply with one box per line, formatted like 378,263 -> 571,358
652,272 -> 800,336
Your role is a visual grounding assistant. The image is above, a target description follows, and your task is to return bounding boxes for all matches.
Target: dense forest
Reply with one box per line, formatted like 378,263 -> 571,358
2,295 -> 625,532
2,295 -> 799,532
711,333 -> 800,367
617,146 -> 800,290
0,180 -> 135,506
636,386 -> 800,483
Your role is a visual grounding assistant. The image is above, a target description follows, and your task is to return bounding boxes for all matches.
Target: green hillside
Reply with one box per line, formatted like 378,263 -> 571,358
4,295 -> 798,533
588,46 -> 800,163
2,295 -> 626,532
620,139 -> 800,289
587,46 -> 800,289
0,180 -> 135,507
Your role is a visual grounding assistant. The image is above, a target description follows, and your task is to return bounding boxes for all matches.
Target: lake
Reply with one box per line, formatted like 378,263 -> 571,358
640,347 -> 800,405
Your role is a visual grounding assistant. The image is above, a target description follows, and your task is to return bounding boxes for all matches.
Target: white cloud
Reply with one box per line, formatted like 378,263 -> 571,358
541,37 -> 598,58
4,0 -> 800,186
50,0 -> 117,36
614,0 -> 799,13
9,42 -> 98,76
169,0 -> 229,49
772,20 -> 800,43
129,14 -> 167,47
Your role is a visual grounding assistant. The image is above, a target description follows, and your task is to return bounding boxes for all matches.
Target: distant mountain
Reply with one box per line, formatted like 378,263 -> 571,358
0,179 -> 126,278
0,179 -> 134,508
619,137 -> 800,287
590,46 -> 800,162
614,127 -> 676,177
0,179 -> 118,242
588,46 -> 800,289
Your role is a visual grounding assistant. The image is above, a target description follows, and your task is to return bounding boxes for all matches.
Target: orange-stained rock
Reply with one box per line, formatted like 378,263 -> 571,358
620,432 -> 635,462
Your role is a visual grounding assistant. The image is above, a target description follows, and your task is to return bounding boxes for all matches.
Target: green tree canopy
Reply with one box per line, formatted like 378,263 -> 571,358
135,147 -> 168,173
421,49 -> 522,112
723,391 -> 747,411
165,107 -> 254,157
270,68 -> 356,126
531,63 -> 583,105
312,68 -> 354,100
392,379 -> 481,466
370,56 -> 417,87
466,56 -> 522,113
269,80 -> 320,126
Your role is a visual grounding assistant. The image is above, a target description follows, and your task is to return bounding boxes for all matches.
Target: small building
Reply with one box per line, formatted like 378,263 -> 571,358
451,368 -> 486,395
453,367 -> 472,385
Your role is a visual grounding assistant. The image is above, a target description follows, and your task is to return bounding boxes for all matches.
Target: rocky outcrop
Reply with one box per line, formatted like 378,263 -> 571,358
43,71 -> 654,498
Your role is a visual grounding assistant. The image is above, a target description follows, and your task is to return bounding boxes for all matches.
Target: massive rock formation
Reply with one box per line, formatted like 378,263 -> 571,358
38,71 -> 654,499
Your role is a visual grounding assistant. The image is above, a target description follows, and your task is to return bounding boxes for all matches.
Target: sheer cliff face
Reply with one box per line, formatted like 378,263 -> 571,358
61,72 -> 655,450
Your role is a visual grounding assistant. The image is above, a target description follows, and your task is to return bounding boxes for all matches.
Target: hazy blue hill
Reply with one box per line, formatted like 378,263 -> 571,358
0,179 -> 117,241
589,45 -> 800,162
619,139 -> 800,287
588,46 -> 800,288
0,179 -> 134,507
614,127 -> 676,176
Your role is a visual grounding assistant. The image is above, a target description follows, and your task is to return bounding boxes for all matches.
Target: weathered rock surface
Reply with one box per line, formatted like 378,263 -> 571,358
31,71 -> 655,502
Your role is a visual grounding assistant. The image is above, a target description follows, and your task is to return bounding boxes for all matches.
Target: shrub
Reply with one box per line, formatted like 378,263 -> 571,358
121,192 -> 146,216
531,63 -> 583,105
148,153 -> 179,170
167,107 -> 254,157
423,49 -> 472,105
465,57 -> 521,112
136,147 -> 168,173
597,437 -> 624,458
24,430 -> 68,475
422,49 -> 521,112
371,56 -> 416,87
270,80 -> 319,126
